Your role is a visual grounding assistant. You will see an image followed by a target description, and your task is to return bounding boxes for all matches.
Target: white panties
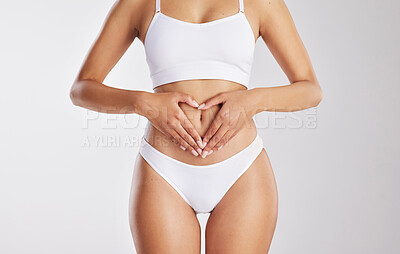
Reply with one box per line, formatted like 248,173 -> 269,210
139,133 -> 264,214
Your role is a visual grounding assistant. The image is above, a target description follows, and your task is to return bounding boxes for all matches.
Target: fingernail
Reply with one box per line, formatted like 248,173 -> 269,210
196,140 -> 204,148
198,103 -> 205,110
179,145 -> 186,151
201,151 -> 209,158
191,150 -> 199,156
202,141 -> 207,148
196,148 -> 202,155
193,100 -> 199,107
218,145 -> 224,150
208,150 -> 213,155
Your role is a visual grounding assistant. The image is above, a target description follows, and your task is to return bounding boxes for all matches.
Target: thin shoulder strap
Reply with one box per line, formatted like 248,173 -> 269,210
155,0 -> 161,13
239,0 -> 245,13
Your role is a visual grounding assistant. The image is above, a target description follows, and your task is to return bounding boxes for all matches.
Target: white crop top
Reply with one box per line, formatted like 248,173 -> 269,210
144,0 -> 256,89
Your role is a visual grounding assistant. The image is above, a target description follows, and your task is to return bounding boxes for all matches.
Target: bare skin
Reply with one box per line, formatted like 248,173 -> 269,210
130,146 -> 277,254
70,0 -> 322,253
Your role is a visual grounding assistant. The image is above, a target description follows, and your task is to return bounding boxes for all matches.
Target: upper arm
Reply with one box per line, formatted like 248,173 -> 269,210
258,0 -> 318,84
75,0 -> 141,83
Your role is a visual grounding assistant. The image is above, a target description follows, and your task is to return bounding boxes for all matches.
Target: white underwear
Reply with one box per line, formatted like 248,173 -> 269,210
138,133 -> 264,214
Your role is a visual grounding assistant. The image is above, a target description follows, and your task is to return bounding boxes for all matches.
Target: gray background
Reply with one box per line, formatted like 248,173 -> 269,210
1,0 -> 399,253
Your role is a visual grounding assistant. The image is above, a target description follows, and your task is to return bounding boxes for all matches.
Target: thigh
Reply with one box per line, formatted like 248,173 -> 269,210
129,154 -> 201,254
205,149 -> 278,254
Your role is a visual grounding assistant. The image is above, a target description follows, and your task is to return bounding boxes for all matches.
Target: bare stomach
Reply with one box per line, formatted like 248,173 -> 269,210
144,79 -> 258,165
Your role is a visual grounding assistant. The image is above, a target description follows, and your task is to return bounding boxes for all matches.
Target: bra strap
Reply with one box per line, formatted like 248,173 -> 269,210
155,0 -> 161,13
239,0 -> 244,13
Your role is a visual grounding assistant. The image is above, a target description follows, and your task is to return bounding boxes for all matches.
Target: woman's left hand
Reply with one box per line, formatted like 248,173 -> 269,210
197,89 -> 259,158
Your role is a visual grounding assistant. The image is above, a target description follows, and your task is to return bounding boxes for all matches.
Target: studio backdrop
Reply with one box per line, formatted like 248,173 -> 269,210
0,0 -> 399,253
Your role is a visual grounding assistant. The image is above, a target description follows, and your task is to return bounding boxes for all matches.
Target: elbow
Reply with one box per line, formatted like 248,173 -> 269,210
310,81 -> 323,107
69,85 -> 79,106
69,80 -> 83,107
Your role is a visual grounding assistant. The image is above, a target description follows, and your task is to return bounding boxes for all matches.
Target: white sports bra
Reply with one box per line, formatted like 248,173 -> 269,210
144,0 -> 256,89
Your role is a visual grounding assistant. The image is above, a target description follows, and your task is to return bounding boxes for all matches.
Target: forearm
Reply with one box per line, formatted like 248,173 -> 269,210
251,80 -> 323,113
70,78 -> 150,114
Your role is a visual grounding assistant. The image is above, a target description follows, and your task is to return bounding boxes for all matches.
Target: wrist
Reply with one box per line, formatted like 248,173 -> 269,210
247,88 -> 265,115
133,91 -> 153,117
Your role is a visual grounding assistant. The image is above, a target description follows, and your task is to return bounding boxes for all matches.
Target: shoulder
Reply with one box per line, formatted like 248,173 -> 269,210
108,0 -> 153,30
252,0 -> 291,26
108,0 -> 151,17
252,0 -> 288,13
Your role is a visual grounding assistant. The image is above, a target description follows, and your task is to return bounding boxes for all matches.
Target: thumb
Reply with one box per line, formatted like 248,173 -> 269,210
176,93 -> 200,108
198,94 -> 226,110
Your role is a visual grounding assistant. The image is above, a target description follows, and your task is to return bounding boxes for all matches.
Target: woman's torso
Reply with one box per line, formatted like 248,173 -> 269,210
144,81 -> 258,166
138,0 -> 260,165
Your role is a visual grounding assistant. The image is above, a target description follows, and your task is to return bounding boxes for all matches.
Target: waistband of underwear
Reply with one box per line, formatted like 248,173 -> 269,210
139,133 -> 264,169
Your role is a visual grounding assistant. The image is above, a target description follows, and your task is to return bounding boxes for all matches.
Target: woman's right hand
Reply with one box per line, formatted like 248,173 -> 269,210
136,91 -> 204,156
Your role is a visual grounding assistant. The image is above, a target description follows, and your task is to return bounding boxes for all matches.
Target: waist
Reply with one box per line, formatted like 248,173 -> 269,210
155,79 -> 248,134
144,80 -> 258,165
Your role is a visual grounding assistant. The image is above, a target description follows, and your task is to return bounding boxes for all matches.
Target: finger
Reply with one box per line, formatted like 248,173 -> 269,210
202,123 -> 230,158
197,94 -> 226,110
213,129 -> 236,152
202,112 -> 225,145
175,93 -> 199,108
167,130 -> 185,146
165,131 -> 188,150
180,115 -> 203,148
169,130 -> 200,157
175,124 -> 203,155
